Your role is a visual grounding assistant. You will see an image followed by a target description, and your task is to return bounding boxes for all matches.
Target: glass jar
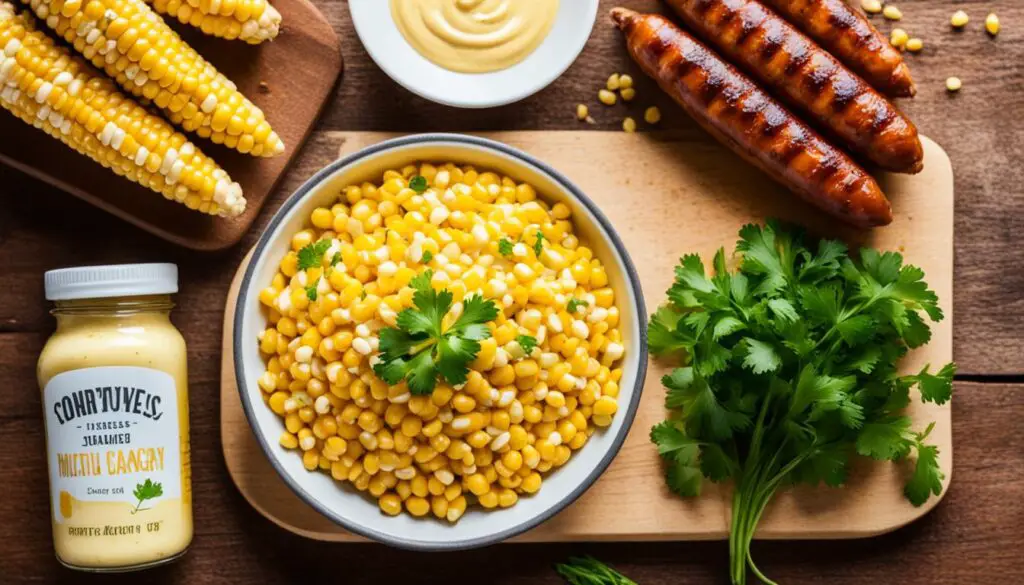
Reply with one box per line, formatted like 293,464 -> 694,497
37,264 -> 193,572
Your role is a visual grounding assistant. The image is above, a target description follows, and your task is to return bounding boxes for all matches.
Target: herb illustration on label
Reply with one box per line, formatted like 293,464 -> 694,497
131,479 -> 163,514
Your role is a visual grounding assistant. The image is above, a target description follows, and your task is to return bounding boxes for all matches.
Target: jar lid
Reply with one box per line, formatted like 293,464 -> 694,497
44,264 -> 179,301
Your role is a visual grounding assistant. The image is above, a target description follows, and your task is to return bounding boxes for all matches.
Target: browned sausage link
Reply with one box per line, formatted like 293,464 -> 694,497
663,0 -> 923,174
759,0 -> 915,97
611,8 -> 892,228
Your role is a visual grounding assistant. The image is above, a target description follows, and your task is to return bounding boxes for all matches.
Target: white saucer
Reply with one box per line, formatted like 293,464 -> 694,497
349,0 -> 600,109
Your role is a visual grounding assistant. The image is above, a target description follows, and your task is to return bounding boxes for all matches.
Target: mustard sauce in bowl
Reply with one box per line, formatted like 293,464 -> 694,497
391,0 -> 559,73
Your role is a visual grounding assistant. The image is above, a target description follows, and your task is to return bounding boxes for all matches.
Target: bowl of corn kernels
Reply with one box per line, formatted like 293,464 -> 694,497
233,134 -> 647,550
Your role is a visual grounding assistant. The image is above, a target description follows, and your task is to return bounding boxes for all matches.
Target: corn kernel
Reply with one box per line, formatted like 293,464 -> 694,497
619,88 -> 635,102
623,117 -> 637,133
644,106 -> 661,125
946,77 -> 962,92
950,10 -> 968,29
890,28 -> 909,49
598,89 -> 617,106
860,0 -> 881,14
882,5 -> 901,20
905,38 -> 923,52
575,104 -> 589,121
985,13 -> 999,36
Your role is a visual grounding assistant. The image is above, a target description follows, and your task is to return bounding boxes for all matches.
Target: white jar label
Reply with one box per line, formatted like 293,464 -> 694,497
43,366 -> 182,527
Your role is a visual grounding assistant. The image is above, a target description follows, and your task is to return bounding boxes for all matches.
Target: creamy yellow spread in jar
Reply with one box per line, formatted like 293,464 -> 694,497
38,264 -> 192,572
391,0 -> 560,73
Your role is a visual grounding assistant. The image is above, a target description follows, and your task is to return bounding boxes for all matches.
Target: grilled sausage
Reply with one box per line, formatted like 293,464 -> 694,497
759,0 -> 916,97
663,0 -> 923,174
611,8 -> 892,227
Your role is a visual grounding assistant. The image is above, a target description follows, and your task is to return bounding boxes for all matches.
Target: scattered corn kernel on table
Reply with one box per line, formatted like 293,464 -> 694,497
1,0 -> 1023,583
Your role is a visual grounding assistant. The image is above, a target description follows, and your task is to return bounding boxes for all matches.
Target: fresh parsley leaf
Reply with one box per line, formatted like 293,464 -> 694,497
498,237 -> 514,257
297,239 -> 331,271
330,251 -> 342,266
516,335 -> 538,354
665,457 -> 704,497
409,175 -> 428,193
741,338 -> 781,375
420,250 -> 433,264
567,298 -> 588,313
905,440 -> 944,506
905,363 -> 956,405
373,271 -> 498,395
533,231 -> 546,256
648,306 -> 693,356
856,416 -> 913,460
305,278 -> 320,301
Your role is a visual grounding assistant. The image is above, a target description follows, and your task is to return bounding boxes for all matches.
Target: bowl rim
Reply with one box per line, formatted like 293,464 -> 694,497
233,133 -> 648,551
347,0 -> 599,108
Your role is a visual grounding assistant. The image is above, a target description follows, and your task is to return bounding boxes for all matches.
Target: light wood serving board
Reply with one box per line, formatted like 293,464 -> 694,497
0,0 -> 342,251
221,131 -> 954,542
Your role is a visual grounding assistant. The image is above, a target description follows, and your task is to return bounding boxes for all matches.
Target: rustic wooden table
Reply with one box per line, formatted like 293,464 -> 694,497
1,0 -> 1022,583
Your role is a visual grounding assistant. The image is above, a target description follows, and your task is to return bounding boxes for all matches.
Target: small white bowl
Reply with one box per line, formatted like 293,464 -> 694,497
348,0 -> 599,108
233,134 -> 647,550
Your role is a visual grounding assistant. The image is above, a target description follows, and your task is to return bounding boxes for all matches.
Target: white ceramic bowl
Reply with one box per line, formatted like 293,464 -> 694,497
348,0 -> 599,108
233,134 -> 647,550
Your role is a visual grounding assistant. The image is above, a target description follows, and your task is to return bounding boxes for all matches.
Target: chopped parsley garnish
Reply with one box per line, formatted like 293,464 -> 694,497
421,250 -> 434,264
373,270 -> 499,395
297,239 -> 331,271
409,175 -> 428,193
516,335 -> 538,354
567,298 -> 588,313
330,251 -> 342,266
533,231 -> 546,256
305,278 -> 320,301
498,237 -> 515,257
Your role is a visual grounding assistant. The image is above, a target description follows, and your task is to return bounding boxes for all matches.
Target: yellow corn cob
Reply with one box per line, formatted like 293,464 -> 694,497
21,0 -> 285,157
0,2 -> 246,216
148,0 -> 280,44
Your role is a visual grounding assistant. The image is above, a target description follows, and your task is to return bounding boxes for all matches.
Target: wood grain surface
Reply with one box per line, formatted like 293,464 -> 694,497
1,0 -> 1022,582
0,0 -> 342,251
222,131 -> 954,542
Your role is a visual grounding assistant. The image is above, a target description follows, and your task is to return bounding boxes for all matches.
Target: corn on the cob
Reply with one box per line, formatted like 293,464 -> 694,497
21,0 -> 285,157
0,2 -> 246,216
148,0 -> 280,44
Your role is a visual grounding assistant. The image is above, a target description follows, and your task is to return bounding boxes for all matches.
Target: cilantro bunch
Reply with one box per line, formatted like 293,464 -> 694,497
648,221 -> 954,585
373,270 -> 499,395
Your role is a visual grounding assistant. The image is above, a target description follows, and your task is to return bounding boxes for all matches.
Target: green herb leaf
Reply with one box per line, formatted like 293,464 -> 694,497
297,239 -> 332,271
905,439 -> 944,506
516,334 -> 538,354
409,175 -> 428,193
131,478 -> 163,514
420,250 -> 433,264
305,278 -> 320,301
373,271 -> 498,395
330,251 -> 342,266
533,231 -> 546,256
498,237 -> 514,257
567,298 -> 589,313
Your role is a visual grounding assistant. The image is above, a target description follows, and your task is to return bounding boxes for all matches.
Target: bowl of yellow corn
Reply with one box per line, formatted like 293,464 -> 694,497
233,134 -> 647,550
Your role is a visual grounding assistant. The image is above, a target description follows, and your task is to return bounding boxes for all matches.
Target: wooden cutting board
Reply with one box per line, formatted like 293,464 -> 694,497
221,131 -> 954,542
0,0 -> 342,251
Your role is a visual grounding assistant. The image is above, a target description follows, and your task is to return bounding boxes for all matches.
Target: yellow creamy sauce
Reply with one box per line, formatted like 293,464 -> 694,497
38,309 -> 192,570
391,0 -> 559,73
